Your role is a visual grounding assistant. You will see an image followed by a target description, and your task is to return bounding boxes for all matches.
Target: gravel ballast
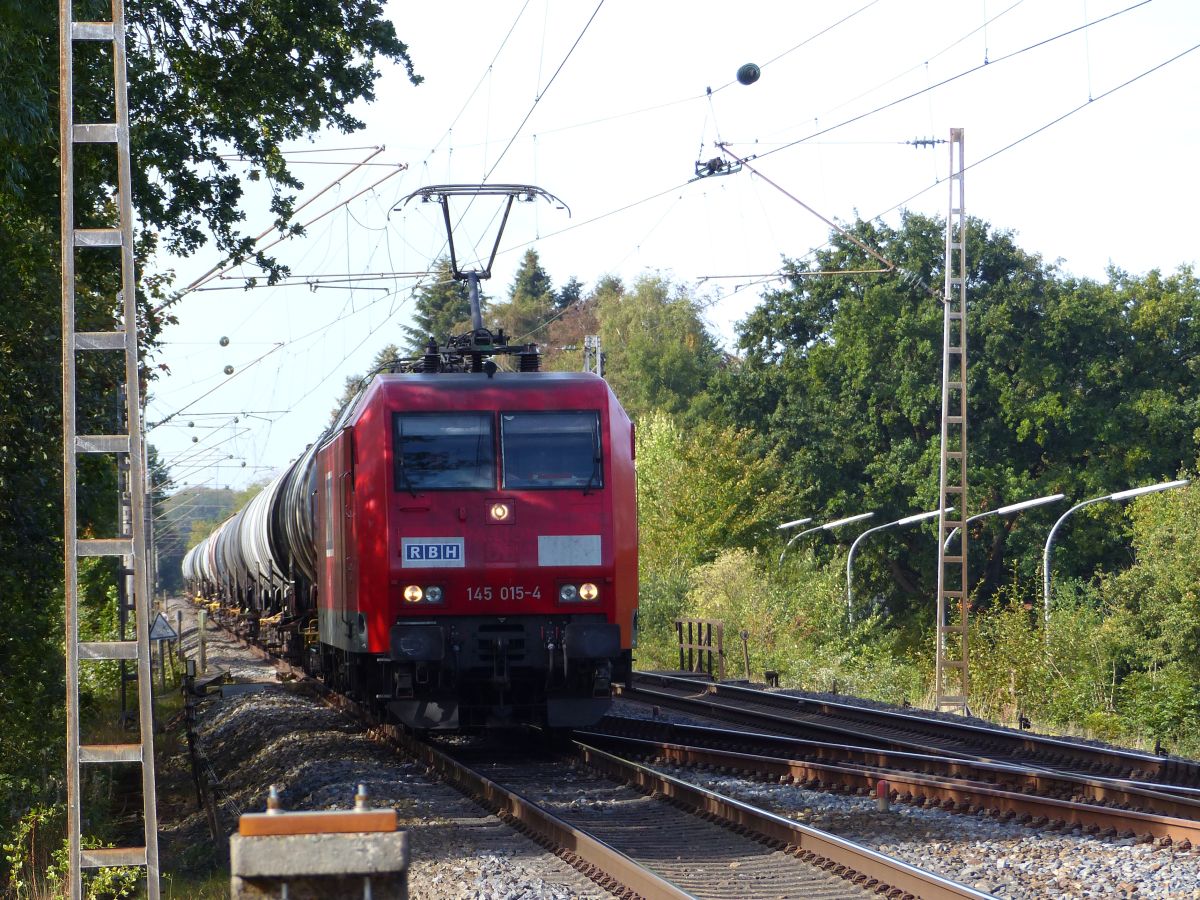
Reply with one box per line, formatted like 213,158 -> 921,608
651,747 -> 1200,898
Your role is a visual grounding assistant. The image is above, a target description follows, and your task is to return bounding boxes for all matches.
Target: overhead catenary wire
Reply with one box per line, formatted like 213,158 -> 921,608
723,0 -> 1154,167
481,0 -> 606,184
695,37 -> 1200,293
476,3 -> 1160,313
706,0 -> 887,97
865,39 -> 1200,227
178,163 -> 409,298
152,1 -> 1192,493
174,147 -> 392,298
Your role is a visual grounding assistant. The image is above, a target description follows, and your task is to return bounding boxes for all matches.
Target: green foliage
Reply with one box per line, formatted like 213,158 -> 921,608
1096,481 -> 1200,751
634,568 -> 691,671
636,412 -> 790,574
4,804 -> 64,900
124,0 -> 419,268
488,248 -> 556,342
156,485 -> 235,590
555,275 -> 584,311
1104,481 -> 1200,675
599,275 -> 722,424
638,548 -> 923,705
1116,665 -> 1200,749
4,804 -> 140,900
1,0 -> 418,887
542,293 -> 600,372
400,259 -> 475,353
718,213 -> 1200,612
633,411 -> 791,671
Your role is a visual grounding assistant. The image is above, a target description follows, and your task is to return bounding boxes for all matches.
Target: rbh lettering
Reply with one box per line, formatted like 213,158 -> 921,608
406,542 -> 462,561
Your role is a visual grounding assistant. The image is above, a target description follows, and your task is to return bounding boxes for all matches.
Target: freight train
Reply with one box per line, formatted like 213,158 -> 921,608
182,327 -> 637,730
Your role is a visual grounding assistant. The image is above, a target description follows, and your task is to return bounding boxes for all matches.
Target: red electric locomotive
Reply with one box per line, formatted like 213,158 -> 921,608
182,183 -> 637,729
313,365 -> 637,729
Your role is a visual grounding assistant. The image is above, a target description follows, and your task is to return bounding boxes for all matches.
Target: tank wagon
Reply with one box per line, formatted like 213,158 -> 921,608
184,338 -> 637,730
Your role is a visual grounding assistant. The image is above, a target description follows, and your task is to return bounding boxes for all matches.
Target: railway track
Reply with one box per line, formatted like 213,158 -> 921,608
581,717 -> 1200,850
621,671 -> 1200,786
214,610 -> 990,898
408,731 -> 991,900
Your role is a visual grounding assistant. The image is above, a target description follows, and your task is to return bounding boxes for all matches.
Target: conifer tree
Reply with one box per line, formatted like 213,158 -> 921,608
401,258 -> 477,353
489,248 -> 556,341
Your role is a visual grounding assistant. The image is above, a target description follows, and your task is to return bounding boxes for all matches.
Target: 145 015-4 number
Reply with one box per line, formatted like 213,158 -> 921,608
467,585 -> 542,601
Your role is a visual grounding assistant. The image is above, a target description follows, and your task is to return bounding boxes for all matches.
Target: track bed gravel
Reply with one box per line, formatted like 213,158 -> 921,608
652,747 -> 1200,898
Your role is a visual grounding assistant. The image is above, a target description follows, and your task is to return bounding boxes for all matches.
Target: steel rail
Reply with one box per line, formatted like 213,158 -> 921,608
579,730 -> 1200,849
575,742 -> 992,900
392,729 -> 696,900
625,672 -> 1200,783
206,614 -> 692,899
592,718 -> 1200,818
209,610 -> 988,898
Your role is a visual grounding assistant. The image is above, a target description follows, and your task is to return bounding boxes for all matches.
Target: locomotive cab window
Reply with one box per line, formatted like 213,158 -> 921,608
394,413 -> 495,491
501,411 -> 602,490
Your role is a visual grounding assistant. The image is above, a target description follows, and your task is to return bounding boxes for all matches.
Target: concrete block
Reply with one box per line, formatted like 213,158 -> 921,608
230,831 -> 408,899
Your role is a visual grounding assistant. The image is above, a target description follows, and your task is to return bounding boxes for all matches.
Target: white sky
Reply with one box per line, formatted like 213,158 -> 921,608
148,0 -> 1200,492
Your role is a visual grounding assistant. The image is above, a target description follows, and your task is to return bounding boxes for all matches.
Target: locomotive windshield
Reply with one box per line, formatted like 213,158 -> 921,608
394,413 -> 495,490
501,411 -> 602,490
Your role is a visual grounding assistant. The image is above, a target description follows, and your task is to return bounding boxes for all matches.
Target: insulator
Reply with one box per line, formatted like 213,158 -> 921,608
471,352 -> 483,373
519,351 -> 541,372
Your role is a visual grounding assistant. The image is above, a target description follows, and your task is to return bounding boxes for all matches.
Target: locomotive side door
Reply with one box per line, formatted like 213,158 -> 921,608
319,427 -> 362,652
339,428 -> 361,649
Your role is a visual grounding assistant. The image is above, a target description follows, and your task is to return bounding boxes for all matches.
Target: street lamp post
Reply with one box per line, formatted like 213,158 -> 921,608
942,493 -> 1066,552
778,513 -> 874,566
1043,479 -> 1190,628
846,508 -> 947,621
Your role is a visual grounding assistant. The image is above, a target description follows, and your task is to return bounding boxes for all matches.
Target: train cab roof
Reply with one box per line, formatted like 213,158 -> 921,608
331,371 -> 621,432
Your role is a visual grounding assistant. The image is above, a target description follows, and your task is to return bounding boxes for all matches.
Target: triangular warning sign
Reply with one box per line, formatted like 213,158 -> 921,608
148,612 -> 178,641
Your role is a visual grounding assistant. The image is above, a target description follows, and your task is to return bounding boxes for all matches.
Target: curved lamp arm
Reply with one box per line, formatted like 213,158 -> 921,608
1043,480 -> 1188,628
846,508 -> 946,621
943,493 -> 1066,551
778,512 -> 874,566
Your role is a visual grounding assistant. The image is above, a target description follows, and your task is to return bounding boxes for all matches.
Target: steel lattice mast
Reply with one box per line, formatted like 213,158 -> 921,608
935,128 -> 969,714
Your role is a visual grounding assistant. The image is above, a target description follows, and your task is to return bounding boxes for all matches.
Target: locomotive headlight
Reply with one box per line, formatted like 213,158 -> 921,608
579,582 -> 599,601
403,585 -> 424,603
490,502 -> 511,522
425,585 -> 444,603
559,584 -> 578,602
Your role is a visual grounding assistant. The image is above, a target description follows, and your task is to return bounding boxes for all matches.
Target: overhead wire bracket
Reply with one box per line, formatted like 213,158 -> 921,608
691,156 -> 742,182
715,142 -> 896,278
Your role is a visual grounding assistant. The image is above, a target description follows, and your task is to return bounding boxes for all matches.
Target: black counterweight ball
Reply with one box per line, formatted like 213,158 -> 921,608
737,63 -> 761,86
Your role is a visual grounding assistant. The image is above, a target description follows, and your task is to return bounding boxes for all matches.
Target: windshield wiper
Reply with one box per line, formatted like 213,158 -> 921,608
583,421 -> 601,495
397,459 -> 418,498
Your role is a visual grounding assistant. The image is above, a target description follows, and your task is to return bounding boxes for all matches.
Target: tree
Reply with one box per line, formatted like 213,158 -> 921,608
0,0 -> 418,864
488,248 -> 556,341
634,411 -> 793,667
555,275 -> 584,311
542,275 -> 605,372
400,258 -> 475,353
598,274 -> 722,424
155,485 -> 235,592
716,212 -> 1200,613
1106,482 -> 1200,680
